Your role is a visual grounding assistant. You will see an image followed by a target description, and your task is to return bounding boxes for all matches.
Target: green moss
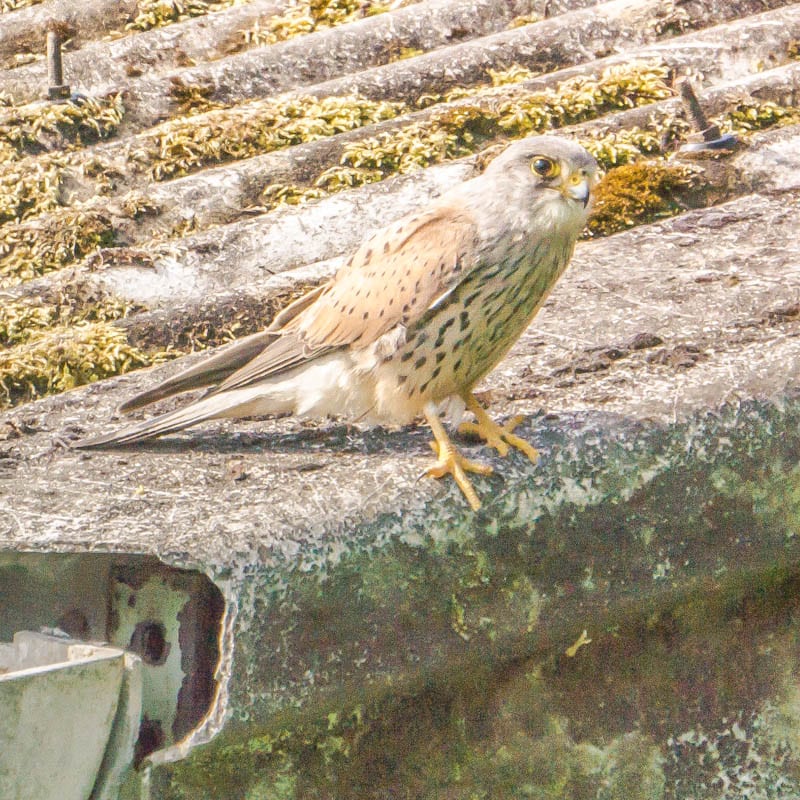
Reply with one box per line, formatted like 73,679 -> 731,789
582,126 -> 679,170
0,94 -> 125,161
134,93 -> 405,180
0,206 -> 117,286
0,157 -> 64,225
722,100 -> 800,133
587,162 -> 697,237
318,61 -> 672,187
0,295 -> 137,347
0,320 -> 169,408
261,183 -> 327,210
168,78 -> 228,117
508,13 -> 541,28
126,0 -> 248,32
239,0 -> 390,47
0,0 -> 43,11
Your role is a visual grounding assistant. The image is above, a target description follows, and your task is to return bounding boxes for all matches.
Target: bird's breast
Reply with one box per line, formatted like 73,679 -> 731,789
369,233 -> 575,424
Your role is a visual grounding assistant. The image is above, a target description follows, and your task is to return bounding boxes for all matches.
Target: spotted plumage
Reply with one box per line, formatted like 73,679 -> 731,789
76,136 -> 598,509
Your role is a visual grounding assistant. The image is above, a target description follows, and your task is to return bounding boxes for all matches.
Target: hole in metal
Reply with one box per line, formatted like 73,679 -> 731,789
129,620 -> 169,666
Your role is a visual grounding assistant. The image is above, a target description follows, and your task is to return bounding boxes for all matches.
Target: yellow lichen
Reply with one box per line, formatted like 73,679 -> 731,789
388,46 -> 424,63
508,13 -> 541,27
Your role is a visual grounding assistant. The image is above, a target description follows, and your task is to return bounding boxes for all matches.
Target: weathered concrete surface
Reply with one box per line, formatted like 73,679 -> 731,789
3,0 -> 800,794
0,0 -> 140,72
3,179 -> 800,795
302,0 -> 800,106
16,51 -> 797,298
102,0 -> 547,131
0,0 -> 290,86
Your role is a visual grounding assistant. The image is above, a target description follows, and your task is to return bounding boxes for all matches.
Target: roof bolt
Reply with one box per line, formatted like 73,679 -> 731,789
46,29 -> 71,101
677,79 -> 737,153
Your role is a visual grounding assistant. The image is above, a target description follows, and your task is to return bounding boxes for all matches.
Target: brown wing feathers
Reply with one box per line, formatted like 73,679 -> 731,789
116,204 -> 477,412
293,205 -> 477,349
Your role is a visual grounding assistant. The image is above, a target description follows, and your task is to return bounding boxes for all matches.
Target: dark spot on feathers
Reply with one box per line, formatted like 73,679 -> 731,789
364,248 -> 373,261
379,309 -> 385,317
420,379 -> 431,394
459,311 -> 470,331
431,366 -> 441,379
401,351 -> 414,362
414,356 -> 427,369
397,374 -> 407,384
362,312 -> 369,320
464,291 -> 480,308
435,317 -> 455,344
383,242 -> 390,253
454,358 -> 462,371
435,351 -> 445,364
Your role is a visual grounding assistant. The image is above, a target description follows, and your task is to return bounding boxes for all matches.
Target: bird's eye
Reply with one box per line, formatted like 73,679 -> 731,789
531,156 -> 559,178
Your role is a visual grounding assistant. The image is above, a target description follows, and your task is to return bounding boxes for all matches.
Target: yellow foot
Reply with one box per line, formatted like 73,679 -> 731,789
424,403 -> 492,511
459,395 -> 539,464
426,440 -> 492,511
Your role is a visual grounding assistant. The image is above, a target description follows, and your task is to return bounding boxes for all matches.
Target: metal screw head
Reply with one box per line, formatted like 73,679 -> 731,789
46,28 -> 70,101
677,78 -> 737,153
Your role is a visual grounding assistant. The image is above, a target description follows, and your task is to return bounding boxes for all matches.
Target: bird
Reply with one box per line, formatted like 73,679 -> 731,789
75,135 -> 598,510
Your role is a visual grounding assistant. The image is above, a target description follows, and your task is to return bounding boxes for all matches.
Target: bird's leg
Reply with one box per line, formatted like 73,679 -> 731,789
423,403 -> 492,511
458,393 -> 539,463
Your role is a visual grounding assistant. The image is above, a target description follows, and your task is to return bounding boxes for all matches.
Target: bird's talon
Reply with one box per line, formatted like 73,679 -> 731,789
462,398 -> 539,464
426,448 -> 490,511
459,420 -> 510,456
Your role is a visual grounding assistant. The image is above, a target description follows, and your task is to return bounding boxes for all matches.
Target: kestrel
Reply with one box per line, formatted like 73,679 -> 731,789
77,136 -> 597,509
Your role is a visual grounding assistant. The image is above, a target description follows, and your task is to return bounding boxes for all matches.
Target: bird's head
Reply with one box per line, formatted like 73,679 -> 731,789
485,135 -> 599,214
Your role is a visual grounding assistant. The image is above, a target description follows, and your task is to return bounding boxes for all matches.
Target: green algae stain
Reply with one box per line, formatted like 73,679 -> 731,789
157,404 -> 800,799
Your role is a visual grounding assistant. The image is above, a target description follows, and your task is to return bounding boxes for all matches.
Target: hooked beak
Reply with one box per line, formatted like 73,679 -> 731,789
562,172 -> 591,208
